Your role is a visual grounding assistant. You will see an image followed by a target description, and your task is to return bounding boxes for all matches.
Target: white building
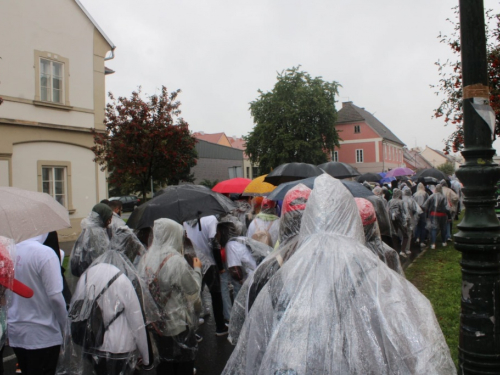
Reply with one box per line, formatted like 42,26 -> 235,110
0,0 -> 115,241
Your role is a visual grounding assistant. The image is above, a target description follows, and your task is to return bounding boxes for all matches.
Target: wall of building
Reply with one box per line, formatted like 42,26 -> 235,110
336,122 -> 379,141
191,158 -> 244,184
11,141 -> 105,241
337,141 -> 377,164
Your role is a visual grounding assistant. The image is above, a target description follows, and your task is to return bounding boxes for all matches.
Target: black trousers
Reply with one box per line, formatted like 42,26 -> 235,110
202,265 -> 226,330
13,345 -> 60,375
157,360 -> 195,375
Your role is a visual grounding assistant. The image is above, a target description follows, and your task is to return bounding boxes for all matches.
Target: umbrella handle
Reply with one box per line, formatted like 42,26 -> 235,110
197,212 -> 202,231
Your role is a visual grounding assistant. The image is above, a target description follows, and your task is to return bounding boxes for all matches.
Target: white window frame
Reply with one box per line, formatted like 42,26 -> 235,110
37,160 -> 75,213
356,149 -> 364,163
39,58 -> 64,104
41,166 -> 67,207
332,151 -> 338,162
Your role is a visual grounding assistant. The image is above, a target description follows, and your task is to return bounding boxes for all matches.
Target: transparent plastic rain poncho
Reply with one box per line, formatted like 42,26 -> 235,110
109,226 -> 146,266
422,185 -> 450,230
402,187 -> 422,232
388,189 -> 409,227
413,182 -> 429,208
231,200 -> 253,235
57,249 -> 160,374
365,195 -> 392,238
247,199 -> 281,248
70,211 -> 110,277
228,184 -> 312,345
138,218 -> 202,363
223,174 -> 455,375
355,198 -> 404,276
0,236 -> 16,349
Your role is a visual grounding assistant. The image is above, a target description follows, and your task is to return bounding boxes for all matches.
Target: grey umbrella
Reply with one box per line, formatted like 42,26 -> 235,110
0,187 -> 71,243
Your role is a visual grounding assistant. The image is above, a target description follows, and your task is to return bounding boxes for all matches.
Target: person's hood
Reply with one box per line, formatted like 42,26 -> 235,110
92,203 -> 113,226
372,186 -> 383,196
440,179 -> 447,187
18,233 -> 49,245
417,182 -> 426,193
151,218 -> 184,255
109,226 -> 145,256
403,187 -> 412,197
435,184 -> 443,194
392,188 -> 403,200
299,174 -> 364,243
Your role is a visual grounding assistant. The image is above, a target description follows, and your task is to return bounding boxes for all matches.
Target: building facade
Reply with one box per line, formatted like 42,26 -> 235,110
334,102 -> 406,174
0,0 -> 115,241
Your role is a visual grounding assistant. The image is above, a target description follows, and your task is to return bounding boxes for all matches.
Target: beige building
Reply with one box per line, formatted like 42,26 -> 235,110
0,0 -> 115,241
420,146 -> 462,170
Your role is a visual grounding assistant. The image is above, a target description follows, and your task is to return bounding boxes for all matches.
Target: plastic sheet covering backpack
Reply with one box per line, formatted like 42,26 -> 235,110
138,218 -> 202,363
228,184 -> 311,345
57,250 -> 159,374
222,174 -> 455,375
70,212 -> 110,277
109,226 -> 146,265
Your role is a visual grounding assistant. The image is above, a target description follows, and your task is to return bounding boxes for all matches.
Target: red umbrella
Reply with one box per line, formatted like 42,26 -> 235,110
212,178 -> 252,194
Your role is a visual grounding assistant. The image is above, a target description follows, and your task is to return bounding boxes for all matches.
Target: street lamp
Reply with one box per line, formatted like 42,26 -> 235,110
455,1 -> 500,373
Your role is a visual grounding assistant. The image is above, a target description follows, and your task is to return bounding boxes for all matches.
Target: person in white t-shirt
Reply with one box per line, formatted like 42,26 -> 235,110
183,215 -> 227,336
8,234 -> 67,375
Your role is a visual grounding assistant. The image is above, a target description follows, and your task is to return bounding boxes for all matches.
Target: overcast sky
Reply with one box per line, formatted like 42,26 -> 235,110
81,0 -> 500,154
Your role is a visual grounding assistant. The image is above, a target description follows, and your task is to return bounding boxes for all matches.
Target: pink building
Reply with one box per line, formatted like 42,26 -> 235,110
335,102 -> 406,173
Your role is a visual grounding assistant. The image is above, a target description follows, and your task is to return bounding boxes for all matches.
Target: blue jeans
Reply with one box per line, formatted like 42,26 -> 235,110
414,213 -> 427,243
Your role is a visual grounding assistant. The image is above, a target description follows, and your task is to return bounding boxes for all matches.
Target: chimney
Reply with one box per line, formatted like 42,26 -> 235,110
342,101 -> 353,108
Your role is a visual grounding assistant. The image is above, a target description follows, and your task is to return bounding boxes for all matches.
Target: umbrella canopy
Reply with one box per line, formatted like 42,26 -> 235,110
266,177 -> 374,201
317,162 -> 360,179
357,173 -> 383,183
264,163 -> 324,185
212,178 -> 252,194
242,175 -> 276,197
384,167 -> 415,178
412,168 -> 450,182
127,185 -> 236,230
0,187 -> 71,243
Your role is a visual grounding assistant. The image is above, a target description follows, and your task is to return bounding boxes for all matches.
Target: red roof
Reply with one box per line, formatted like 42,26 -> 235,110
228,136 -> 246,150
192,132 -> 226,144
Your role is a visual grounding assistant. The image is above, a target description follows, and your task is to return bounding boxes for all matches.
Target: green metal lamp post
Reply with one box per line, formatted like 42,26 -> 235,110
455,1 -> 500,373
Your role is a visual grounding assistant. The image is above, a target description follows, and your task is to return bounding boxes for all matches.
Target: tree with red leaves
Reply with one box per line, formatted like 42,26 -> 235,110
432,7 -> 500,154
91,86 -> 197,200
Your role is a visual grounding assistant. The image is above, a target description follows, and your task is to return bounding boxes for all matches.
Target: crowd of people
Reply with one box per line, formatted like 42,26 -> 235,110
0,173 -> 460,374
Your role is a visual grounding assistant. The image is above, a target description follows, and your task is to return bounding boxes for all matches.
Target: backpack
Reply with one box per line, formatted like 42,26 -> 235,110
230,237 -> 271,266
69,271 -> 123,350
147,253 -> 176,335
251,220 -> 274,247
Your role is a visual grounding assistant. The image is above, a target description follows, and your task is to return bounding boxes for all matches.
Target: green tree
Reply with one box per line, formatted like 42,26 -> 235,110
91,86 -> 197,200
244,67 -> 341,173
199,179 -> 219,188
437,161 -> 456,176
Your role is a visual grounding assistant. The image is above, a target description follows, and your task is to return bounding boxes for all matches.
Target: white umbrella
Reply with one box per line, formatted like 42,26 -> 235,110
0,187 -> 71,243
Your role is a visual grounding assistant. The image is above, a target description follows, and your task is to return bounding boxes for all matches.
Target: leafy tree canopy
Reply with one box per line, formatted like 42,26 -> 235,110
91,86 -> 197,200
437,161 -> 456,176
432,7 -> 500,153
244,66 -> 341,173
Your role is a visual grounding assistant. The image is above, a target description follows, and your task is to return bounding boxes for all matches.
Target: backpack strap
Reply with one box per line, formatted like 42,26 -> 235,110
95,271 -> 122,302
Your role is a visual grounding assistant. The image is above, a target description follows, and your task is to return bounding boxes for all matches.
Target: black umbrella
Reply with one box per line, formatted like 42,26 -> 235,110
266,177 -> 373,201
127,185 -> 236,230
412,168 -> 450,182
357,173 -> 383,183
264,163 -> 324,185
317,162 -> 360,179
